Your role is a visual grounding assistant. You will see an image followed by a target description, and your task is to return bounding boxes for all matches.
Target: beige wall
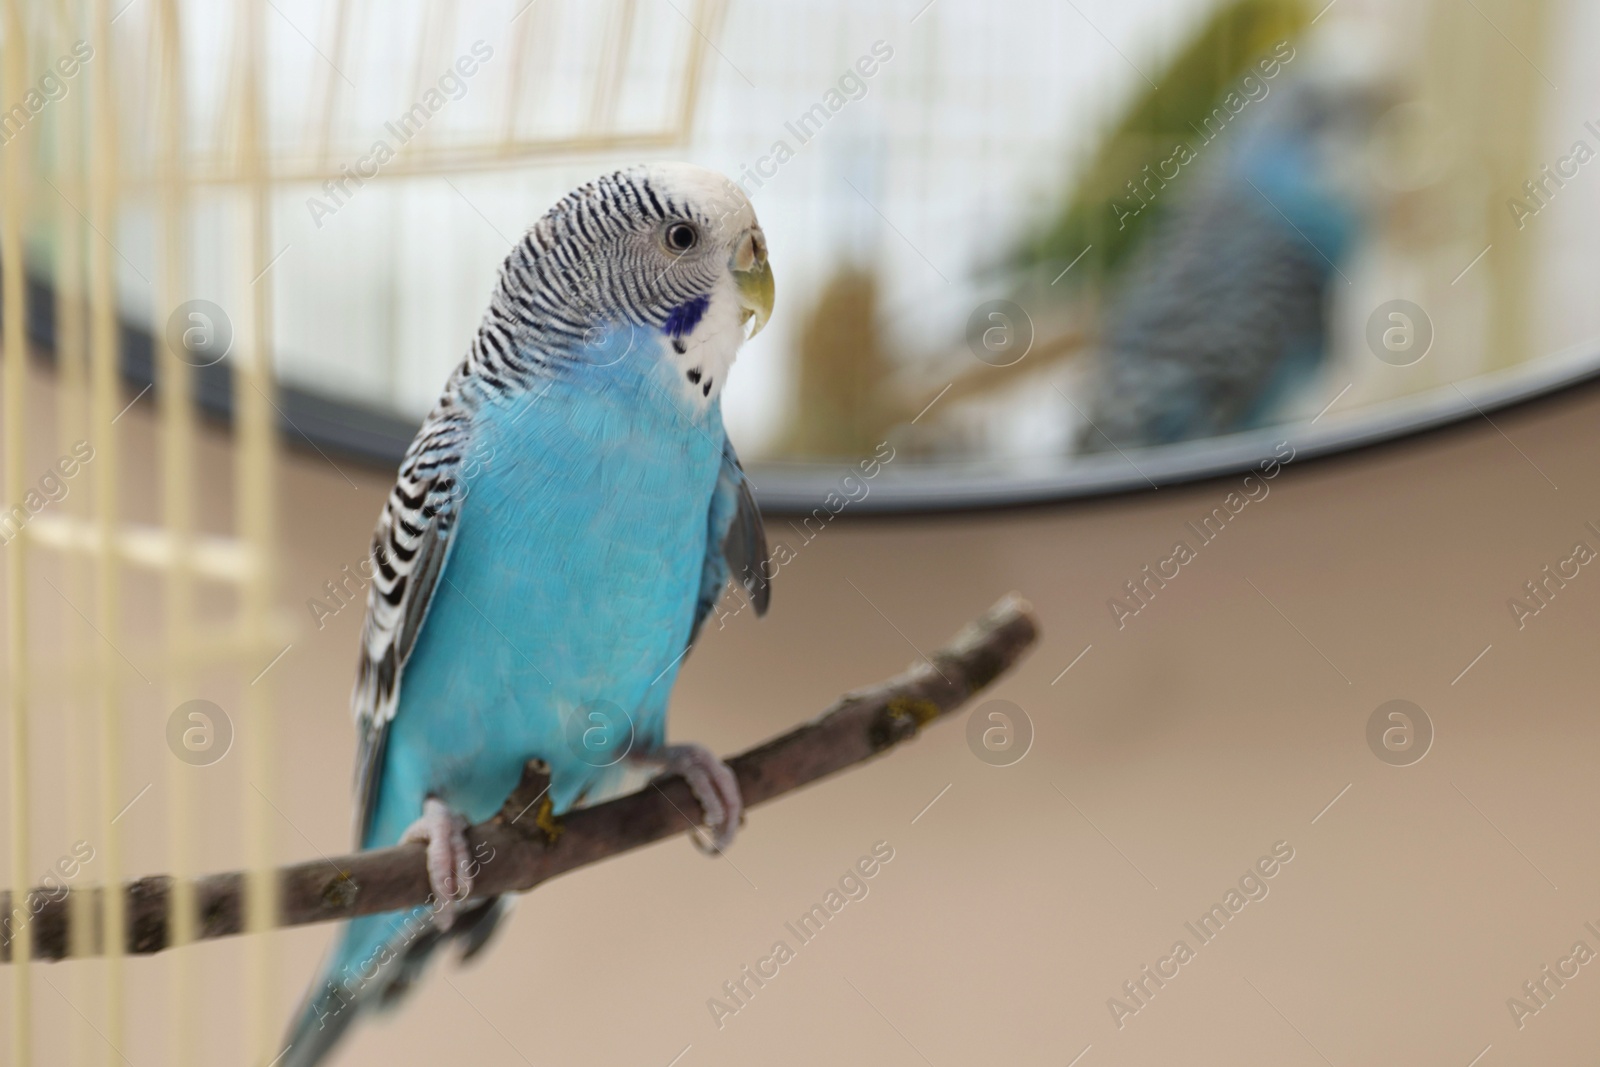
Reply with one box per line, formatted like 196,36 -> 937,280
7,369 -> 1600,1065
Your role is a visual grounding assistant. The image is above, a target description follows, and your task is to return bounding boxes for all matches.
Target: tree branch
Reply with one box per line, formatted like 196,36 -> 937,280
2,594 -> 1037,962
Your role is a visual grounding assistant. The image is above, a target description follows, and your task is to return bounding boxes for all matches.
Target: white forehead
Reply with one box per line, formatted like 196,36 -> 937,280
637,161 -> 758,234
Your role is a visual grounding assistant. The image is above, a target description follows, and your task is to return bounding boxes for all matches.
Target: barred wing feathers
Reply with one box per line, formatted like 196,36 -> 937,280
350,390 -> 472,843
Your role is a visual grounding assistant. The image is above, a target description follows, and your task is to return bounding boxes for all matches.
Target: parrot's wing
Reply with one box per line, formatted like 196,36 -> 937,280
689,435 -> 769,648
349,401 -> 470,843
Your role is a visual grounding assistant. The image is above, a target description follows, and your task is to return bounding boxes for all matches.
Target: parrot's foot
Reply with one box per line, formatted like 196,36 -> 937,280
400,797 -> 473,929
641,743 -> 743,854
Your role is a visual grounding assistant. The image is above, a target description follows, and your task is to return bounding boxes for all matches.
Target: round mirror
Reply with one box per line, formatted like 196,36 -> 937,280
91,0 -> 1600,513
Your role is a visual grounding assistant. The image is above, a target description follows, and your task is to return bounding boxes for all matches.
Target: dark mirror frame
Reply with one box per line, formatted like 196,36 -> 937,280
18,269 -> 1596,519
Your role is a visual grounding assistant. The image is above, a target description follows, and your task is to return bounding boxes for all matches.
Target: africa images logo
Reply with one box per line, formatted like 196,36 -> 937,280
1107,841 -> 1296,1029
305,41 -> 494,229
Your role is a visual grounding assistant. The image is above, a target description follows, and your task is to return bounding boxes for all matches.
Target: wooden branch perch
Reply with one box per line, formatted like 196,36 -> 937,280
2,594 -> 1037,962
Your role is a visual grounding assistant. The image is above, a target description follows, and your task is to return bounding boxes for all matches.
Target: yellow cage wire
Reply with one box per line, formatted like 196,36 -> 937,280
0,1 -> 727,1063
4,1 -> 282,1062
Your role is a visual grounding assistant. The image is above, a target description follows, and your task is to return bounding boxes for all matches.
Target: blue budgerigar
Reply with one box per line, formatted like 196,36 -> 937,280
280,163 -> 775,1067
1080,75 -> 1382,452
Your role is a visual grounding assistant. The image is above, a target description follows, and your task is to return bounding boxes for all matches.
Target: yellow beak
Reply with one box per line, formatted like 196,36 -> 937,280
731,231 -> 774,339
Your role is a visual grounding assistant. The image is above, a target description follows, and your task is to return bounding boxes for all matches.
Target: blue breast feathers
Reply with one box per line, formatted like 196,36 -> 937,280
363,356 -> 726,850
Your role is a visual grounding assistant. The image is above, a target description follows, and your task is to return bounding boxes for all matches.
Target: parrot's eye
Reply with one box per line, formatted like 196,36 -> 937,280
664,221 -> 699,253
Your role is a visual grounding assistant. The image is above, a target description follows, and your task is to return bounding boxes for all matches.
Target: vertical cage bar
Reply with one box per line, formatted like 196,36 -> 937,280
2,0 -> 35,1059
152,1 -> 198,1064
49,11 -> 94,1067
86,0 -> 126,1059
675,0 -> 726,140
235,0 -> 280,1056
587,0 -> 636,135
309,0 -> 352,170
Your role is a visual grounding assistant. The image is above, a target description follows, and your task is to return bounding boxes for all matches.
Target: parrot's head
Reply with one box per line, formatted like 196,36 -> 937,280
1231,70 -> 1397,269
513,162 -> 774,407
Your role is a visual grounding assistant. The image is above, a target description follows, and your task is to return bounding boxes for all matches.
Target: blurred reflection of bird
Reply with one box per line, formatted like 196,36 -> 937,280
1017,0 -> 1308,283
1081,75 -> 1384,451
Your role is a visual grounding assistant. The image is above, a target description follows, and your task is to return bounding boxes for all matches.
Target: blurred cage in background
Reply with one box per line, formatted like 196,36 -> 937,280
0,0 -> 1576,1063
28,0 -> 1573,468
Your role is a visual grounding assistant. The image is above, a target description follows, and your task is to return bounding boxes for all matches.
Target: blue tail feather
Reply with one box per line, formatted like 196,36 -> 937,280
280,898 -> 511,1067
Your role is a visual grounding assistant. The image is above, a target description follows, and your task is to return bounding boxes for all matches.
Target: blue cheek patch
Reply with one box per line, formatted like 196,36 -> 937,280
662,294 -> 710,339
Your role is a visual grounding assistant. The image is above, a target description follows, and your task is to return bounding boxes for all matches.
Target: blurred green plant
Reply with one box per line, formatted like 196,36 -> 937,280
1011,0 -> 1308,283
